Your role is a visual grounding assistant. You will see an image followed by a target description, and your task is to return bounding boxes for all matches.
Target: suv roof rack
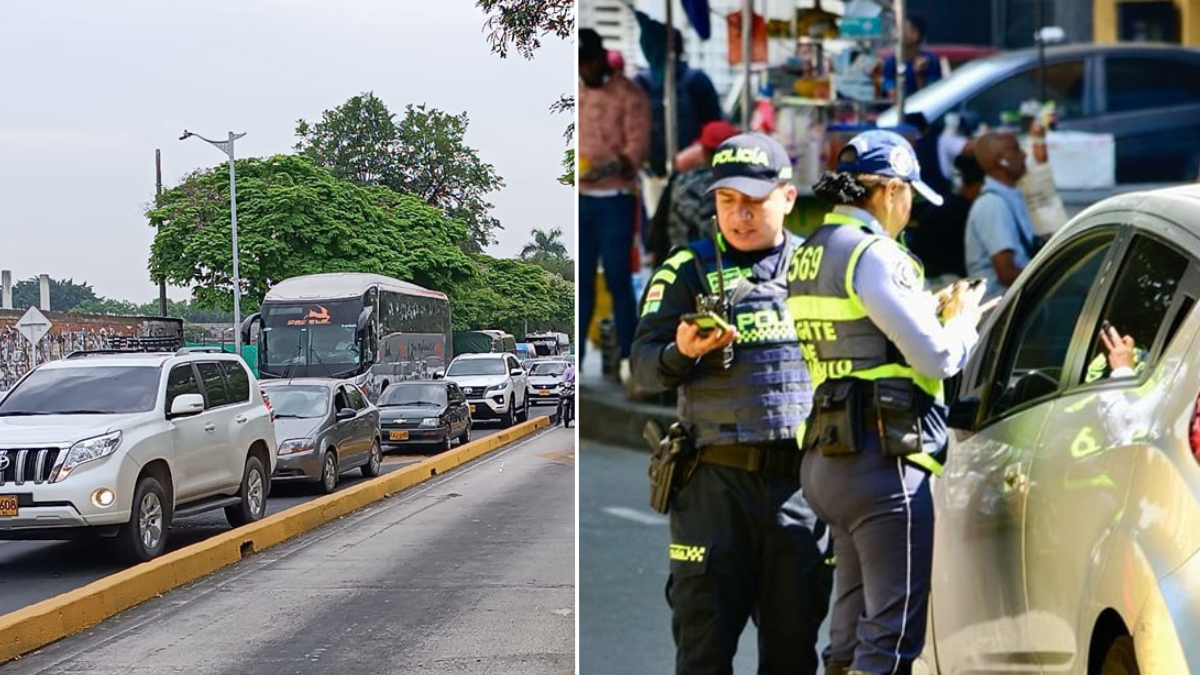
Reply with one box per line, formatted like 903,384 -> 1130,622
175,347 -> 230,355
65,349 -> 172,359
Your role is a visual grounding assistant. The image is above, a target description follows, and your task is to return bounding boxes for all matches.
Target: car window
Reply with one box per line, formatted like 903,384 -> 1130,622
345,385 -> 367,410
333,387 -> 350,411
166,364 -> 201,412
1105,57 -> 1200,113
1079,234 -> 1190,383
983,232 -> 1114,421
221,361 -> 250,403
196,362 -> 232,408
446,358 -> 506,376
964,60 -> 1085,125
448,384 -> 465,403
0,365 -> 161,415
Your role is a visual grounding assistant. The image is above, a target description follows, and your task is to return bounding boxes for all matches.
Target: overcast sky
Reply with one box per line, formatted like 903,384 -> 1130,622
0,0 -> 575,304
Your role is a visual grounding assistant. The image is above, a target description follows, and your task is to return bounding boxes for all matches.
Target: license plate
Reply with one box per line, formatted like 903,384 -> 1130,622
389,430 -> 409,441
469,405 -> 476,413
539,390 -> 550,396
0,495 -> 16,517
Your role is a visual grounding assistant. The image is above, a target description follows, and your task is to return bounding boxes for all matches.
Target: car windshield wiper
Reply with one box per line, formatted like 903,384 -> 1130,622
272,413 -> 308,418
0,410 -> 50,416
49,409 -> 121,415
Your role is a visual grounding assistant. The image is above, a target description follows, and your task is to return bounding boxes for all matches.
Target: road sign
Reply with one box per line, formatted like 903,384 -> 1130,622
16,307 -> 52,347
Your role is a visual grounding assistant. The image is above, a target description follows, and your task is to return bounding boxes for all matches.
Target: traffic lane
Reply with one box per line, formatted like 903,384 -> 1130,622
580,441 -> 763,675
1,426 -> 574,675
0,423 -> 513,616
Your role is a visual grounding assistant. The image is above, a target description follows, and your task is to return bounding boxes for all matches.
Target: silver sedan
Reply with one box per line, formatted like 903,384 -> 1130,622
260,378 -> 383,494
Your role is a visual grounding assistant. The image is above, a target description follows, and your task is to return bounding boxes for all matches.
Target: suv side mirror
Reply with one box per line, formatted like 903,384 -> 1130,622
169,393 -> 206,417
947,396 -> 981,431
433,370 -> 445,380
510,368 -> 523,377
336,407 -> 357,421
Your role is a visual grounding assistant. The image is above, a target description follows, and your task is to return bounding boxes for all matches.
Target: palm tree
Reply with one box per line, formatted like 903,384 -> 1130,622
520,227 -> 568,260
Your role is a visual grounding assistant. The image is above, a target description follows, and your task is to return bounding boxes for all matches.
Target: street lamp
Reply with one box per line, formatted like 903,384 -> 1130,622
180,129 -> 246,357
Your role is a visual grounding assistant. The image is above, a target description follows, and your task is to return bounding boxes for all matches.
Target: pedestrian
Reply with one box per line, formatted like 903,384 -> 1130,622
964,129 -> 1044,300
878,12 -> 942,99
906,152 -> 985,287
631,132 -> 833,675
787,129 -> 985,675
578,27 -> 651,373
644,119 -> 738,265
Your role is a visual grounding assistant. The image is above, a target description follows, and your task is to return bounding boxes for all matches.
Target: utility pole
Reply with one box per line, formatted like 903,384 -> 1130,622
156,149 -> 167,317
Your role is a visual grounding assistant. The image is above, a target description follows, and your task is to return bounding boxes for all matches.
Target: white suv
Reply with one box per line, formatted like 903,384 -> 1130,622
0,349 -> 278,561
442,353 -> 529,427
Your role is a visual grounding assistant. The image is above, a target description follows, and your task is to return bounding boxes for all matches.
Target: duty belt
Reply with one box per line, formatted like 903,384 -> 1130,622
697,442 -> 801,479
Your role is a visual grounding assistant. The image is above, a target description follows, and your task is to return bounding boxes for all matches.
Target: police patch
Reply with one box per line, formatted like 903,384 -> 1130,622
892,258 -> 920,291
889,146 -> 917,179
646,284 -> 664,302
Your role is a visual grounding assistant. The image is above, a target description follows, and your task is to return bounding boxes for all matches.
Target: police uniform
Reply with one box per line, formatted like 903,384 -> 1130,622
787,131 -> 979,675
631,133 -> 832,675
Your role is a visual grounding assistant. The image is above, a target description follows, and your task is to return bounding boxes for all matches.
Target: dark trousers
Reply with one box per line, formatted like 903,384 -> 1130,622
667,462 -> 833,675
800,431 -> 934,675
580,193 -> 638,359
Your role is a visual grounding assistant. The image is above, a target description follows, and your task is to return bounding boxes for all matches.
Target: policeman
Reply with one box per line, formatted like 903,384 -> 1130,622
786,130 -> 985,675
631,132 -> 832,675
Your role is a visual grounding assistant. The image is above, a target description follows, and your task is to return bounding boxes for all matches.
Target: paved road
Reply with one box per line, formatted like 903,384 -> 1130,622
580,441 -> 765,674
0,424 -> 574,675
0,415 -> 555,616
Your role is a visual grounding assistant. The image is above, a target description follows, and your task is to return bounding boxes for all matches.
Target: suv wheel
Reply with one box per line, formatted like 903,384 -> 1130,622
1100,635 -> 1140,675
517,395 -> 529,422
117,475 -> 168,563
225,455 -> 268,527
319,450 -> 339,495
361,440 -> 383,478
501,396 -> 515,427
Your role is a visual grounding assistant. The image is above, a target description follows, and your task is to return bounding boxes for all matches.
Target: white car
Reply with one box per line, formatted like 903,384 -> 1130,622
0,349 -> 278,562
526,359 -> 571,406
442,352 -> 529,427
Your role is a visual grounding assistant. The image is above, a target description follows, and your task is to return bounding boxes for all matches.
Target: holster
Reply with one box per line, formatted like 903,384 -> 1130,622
645,420 -> 698,514
803,380 -> 862,457
873,378 -> 922,458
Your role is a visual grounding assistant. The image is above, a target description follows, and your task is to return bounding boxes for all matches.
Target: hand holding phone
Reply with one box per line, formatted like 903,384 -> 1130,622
681,311 -> 733,336
676,312 -> 737,359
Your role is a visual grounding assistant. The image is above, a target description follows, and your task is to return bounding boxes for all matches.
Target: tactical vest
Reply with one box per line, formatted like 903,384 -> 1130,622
787,212 -> 948,473
678,236 -> 813,448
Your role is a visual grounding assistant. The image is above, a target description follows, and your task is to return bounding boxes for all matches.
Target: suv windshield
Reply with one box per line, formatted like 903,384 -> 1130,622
530,362 -> 567,376
446,359 -> 506,376
0,365 -> 161,415
261,385 -> 329,418
379,384 -> 447,406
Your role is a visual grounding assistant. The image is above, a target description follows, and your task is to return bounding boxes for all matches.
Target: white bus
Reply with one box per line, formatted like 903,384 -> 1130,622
241,273 -> 452,400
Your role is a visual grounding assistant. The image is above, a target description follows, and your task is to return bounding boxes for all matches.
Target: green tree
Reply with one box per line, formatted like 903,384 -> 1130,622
450,256 -> 573,337
146,154 -> 477,312
69,297 -> 140,316
296,95 -> 505,252
11,277 -> 99,311
477,0 -> 575,186
520,227 -> 568,259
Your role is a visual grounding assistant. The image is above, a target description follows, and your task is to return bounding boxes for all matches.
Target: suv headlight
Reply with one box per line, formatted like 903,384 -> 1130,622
279,438 -> 315,456
419,418 -> 441,428
53,431 -> 122,483
485,384 -> 507,394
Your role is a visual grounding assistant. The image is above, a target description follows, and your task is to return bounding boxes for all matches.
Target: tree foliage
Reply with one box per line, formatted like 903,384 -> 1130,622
10,277 -> 98,312
520,227 -> 568,259
146,154 -> 476,313
450,255 -> 573,337
295,94 -> 504,252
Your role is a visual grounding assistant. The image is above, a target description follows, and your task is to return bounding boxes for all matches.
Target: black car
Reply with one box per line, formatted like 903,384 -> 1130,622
876,43 -> 1200,183
377,380 -> 472,453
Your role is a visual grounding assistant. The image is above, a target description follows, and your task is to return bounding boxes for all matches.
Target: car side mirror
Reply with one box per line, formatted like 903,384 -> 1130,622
433,371 -> 444,380
510,368 -> 523,377
336,407 -> 357,421
947,396 -> 981,431
169,393 -> 205,417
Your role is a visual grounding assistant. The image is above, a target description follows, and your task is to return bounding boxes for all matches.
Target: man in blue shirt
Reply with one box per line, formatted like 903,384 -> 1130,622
964,130 -> 1041,301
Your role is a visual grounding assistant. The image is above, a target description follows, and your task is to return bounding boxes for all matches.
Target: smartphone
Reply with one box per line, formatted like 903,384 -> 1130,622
964,277 -> 986,290
681,311 -> 733,335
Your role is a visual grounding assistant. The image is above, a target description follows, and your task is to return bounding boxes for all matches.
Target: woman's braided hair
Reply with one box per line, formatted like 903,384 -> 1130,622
811,171 -> 890,206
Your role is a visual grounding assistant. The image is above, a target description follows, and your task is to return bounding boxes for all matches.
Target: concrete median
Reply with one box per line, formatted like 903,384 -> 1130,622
0,415 -> 553,664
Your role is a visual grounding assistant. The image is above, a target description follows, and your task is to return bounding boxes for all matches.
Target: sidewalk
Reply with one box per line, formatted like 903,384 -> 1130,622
578,349 -> 674,450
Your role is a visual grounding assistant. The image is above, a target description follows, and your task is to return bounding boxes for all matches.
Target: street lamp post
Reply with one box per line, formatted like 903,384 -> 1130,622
180,129 -> 247,357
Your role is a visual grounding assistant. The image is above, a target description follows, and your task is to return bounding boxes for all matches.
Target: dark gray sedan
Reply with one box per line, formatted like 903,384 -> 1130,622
377,380 -> 472,453
260,378 -> 382,494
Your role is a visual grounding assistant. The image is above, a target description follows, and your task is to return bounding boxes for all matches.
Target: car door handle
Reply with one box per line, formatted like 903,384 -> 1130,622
235,415 -> 248,424
204,423 -> 217,432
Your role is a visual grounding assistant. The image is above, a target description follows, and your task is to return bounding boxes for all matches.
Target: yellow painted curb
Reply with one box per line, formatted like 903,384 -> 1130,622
0,415 -> 552,664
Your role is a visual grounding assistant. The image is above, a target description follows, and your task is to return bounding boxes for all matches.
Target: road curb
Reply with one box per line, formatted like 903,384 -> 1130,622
579,380 -> 674,451
0,415 -> 552,664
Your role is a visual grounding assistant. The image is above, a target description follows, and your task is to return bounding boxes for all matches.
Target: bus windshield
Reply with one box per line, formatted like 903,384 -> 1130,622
260,300 -> 363,377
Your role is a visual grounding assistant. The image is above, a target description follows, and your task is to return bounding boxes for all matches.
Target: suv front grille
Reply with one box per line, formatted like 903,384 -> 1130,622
0,448 -> 63,486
